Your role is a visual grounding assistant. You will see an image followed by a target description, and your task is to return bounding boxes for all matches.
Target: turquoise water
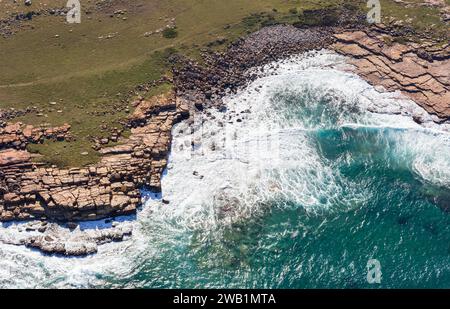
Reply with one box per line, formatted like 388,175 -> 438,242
100,91 -> 450,289
0,51 -> 448,288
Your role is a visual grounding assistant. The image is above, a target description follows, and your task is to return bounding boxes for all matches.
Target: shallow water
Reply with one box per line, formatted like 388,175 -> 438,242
0,50 -> 449,288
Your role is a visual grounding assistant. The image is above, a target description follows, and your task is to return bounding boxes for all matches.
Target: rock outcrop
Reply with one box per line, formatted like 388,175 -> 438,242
0,93 -> 189,222
0,122 -> 71,149
0,220 -> 133,256
332,28 -> 450,121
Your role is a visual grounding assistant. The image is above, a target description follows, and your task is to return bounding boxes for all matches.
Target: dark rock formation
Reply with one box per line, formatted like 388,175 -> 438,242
173,25 -> 336,109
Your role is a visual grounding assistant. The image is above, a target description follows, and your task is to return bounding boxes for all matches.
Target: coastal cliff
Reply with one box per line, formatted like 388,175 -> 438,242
0,94 -> 189,222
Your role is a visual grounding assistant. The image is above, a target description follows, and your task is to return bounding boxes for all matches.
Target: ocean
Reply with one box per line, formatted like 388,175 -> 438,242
1,50 -> 449,288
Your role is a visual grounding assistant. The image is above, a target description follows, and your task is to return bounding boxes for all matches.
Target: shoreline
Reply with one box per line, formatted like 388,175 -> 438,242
0,23 -> 449,256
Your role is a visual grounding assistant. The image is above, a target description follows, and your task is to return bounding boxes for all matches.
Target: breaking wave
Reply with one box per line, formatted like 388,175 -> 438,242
1,50 -> 449,288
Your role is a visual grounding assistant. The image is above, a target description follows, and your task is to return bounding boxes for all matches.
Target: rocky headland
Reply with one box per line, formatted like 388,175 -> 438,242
0,21 -> 448,255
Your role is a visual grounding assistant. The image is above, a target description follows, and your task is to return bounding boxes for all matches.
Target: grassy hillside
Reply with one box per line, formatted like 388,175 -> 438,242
0,0 -> 447,167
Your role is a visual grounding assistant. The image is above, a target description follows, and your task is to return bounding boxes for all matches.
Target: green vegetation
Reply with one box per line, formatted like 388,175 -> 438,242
162,27 -> 178,39
379,0 -> 449,43
0,0 -> 447,167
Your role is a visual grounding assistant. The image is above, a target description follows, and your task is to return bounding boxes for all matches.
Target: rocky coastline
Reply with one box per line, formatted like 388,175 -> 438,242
0,93 -> 189,223
0,93 -> 189,255
332,27 -> 449,122
0,22 -> 448,255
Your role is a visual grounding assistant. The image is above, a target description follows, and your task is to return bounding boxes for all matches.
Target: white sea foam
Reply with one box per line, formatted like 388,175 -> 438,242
0,49 -> 449,288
